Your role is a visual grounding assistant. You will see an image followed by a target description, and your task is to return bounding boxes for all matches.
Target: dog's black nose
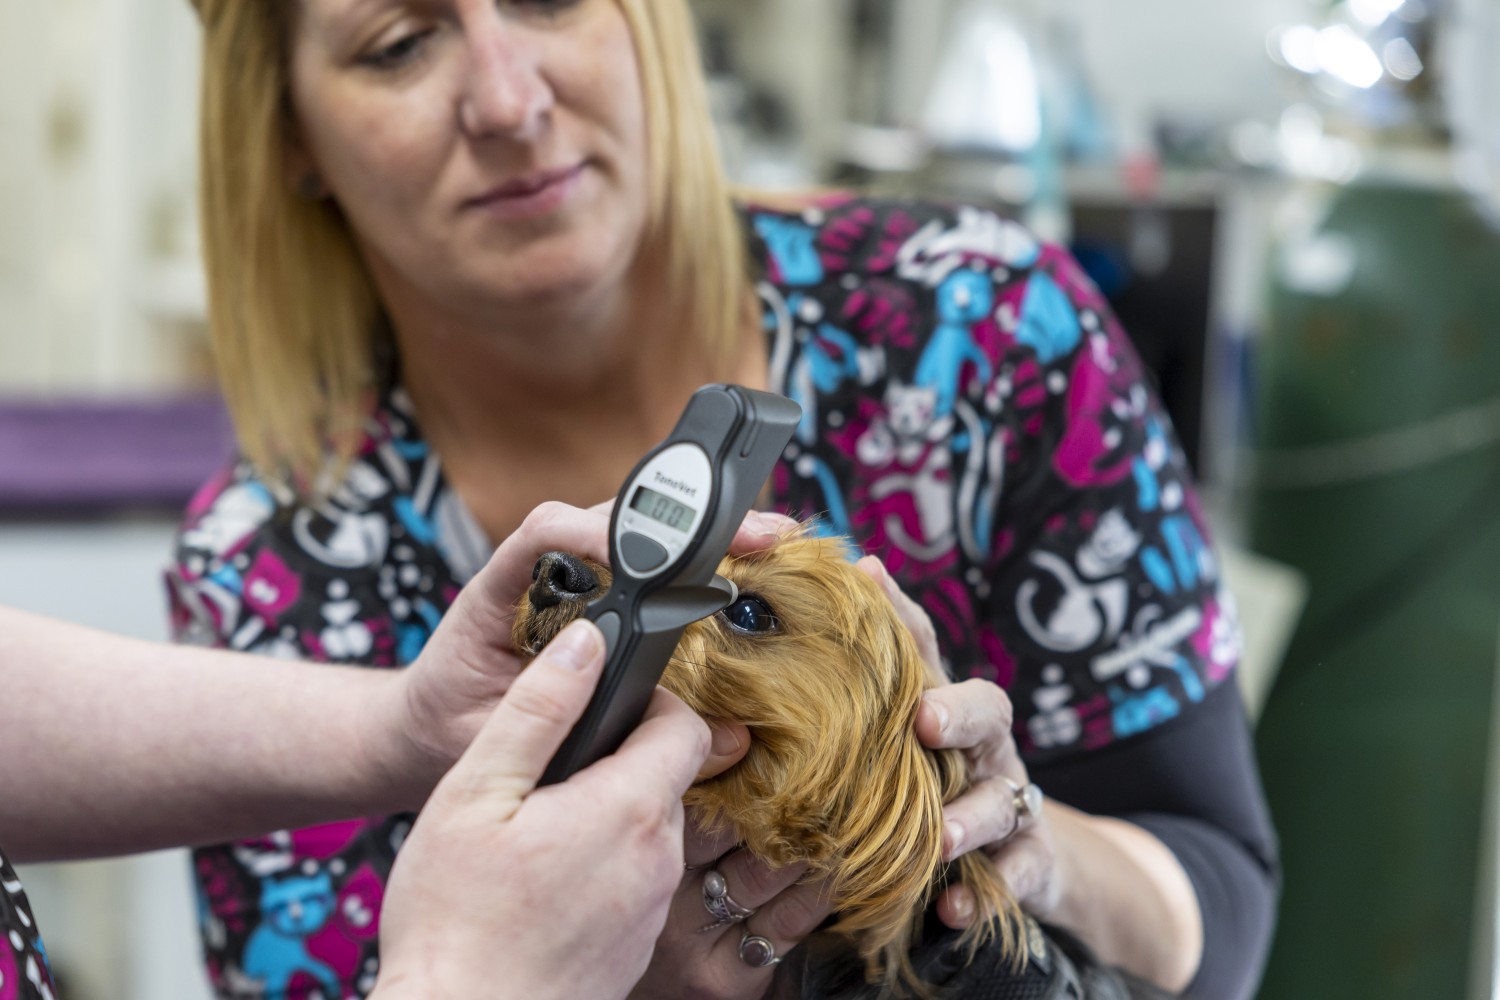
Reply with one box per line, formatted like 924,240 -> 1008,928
528,552 -> 601,609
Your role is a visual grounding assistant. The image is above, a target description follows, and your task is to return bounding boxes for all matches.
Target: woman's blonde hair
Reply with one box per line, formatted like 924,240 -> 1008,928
193,0 -> 750,495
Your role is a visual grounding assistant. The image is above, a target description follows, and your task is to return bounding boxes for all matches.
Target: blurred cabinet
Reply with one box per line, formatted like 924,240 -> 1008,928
1249,179 -> 1500,1000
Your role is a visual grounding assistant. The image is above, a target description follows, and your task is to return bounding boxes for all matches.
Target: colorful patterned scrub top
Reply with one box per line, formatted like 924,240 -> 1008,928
166,196 -> 1241,997
0,849 -> 58,1000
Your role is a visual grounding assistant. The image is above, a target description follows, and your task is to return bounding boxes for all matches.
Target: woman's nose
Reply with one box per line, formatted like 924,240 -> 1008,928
459,21 -> 553,140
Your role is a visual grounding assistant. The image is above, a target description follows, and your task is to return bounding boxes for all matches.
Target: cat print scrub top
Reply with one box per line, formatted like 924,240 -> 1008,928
166,196 -> 1243,997
0,849 -> 57,1000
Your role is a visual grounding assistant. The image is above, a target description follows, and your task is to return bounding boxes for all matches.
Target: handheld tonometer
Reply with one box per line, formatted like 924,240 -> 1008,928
538,384 -> 801,786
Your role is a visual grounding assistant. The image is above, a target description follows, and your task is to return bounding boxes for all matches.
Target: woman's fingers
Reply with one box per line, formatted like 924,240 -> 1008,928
678,850 -> 831,988
730,510 -> 799,555
987,830 -> 1058,911
933,879 -> 980,930
697,722 -> 752,781
653,811 -> 834,997
684,809 -> 743,870
711,849 -> 809,912
915,679 -> 1015,762
940,772 -> 1031,861
438,620 -> 605,813
706,875 -> 834,974
464,502 -> 614,639
589,687 -> 713,809
856,555 -> 946,678
933,829 -> 1053,930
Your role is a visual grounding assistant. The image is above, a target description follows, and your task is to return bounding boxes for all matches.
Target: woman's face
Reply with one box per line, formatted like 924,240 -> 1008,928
286,0 -> 651,319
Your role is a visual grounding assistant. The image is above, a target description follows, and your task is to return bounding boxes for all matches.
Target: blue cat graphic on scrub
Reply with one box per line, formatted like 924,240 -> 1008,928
243,870 -> 341,998
916,270 -> 995,421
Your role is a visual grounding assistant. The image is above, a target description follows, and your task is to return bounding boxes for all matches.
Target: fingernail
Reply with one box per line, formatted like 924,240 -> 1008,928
548,621 -> 600,672
753,510 -> 795,540
944,821 -> 965,858
927,698 -> 949,735
710,725 -> 743,758
952,890 -> 975,924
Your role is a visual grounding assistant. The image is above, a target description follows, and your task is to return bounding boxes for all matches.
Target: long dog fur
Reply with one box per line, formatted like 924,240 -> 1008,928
513,529 -> 1023,996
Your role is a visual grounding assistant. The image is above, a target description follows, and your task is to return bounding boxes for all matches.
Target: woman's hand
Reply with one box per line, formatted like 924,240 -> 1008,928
861,558 -> 1203,992
627,814 -> 834,1000
370,502 -> 787,809
857,558 -> 1065,925
372,620 -> 712,1000
917,679 -> 1063,924
384,501 -> 615,801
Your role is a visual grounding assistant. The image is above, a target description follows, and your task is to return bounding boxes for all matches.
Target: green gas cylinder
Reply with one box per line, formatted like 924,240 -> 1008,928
1250,178 -> 1500,999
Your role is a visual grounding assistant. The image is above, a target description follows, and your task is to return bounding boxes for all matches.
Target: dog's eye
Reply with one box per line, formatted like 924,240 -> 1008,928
720,595 -> 778,634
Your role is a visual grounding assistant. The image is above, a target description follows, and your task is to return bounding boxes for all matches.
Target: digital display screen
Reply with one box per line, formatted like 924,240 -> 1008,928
629,485 -> 697,532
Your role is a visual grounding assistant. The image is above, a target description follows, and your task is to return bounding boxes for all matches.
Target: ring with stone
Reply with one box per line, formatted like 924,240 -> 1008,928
738,930 -> 781,968
1002,778 -> 1044,841
698,869 -> 756,932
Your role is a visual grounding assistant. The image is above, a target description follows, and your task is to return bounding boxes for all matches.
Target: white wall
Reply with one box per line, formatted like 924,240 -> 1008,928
1068,0 -> 1315,133
0,0 -> 203,397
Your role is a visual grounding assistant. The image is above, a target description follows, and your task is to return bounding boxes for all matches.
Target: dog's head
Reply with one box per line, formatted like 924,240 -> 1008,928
514,529 -> 1020,994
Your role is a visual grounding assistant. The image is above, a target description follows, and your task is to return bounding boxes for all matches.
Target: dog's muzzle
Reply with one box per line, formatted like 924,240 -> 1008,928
529,551 -> 602,609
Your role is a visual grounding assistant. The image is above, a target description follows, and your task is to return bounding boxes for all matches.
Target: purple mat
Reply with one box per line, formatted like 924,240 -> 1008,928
0,395 -> 236,510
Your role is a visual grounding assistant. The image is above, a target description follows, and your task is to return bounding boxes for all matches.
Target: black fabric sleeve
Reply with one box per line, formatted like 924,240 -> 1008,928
1026,681 -> 1280,1000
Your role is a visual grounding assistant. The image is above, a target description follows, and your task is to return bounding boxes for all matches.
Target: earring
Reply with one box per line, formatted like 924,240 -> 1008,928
295,173 -> 327,200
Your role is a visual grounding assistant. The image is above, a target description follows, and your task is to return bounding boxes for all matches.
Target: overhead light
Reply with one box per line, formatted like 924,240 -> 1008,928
922,6 -> 1041,153
1348,0 -> 1405,27
1316,24 -> 1385,89
1382,37 -> 1424,81
1273,24 -> 1322,74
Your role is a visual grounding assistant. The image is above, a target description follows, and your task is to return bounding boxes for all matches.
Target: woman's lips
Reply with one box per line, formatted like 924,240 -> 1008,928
463,164 -> 586,221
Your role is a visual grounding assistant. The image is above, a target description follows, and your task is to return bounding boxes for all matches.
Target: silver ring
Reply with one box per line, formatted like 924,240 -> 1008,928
738,931 -> 782,968
1002,778 -> 1044,841
698,869 -> 755,933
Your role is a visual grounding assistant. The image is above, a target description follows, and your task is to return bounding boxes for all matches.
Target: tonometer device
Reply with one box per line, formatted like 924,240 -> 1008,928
538,384 -> 801,786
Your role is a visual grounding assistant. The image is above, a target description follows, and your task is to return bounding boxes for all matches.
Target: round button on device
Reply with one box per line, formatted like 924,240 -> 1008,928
619,530 -> 670,574
590,610 -> 622,652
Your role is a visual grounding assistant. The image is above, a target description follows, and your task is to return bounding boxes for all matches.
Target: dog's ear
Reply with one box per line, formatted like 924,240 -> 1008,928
826,564 -> 1025,994
904,749 -> 1026,984
849,621 -> 1026,995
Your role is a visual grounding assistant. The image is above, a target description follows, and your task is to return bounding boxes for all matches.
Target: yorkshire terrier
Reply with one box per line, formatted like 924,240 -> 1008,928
512,528 -> 1021,997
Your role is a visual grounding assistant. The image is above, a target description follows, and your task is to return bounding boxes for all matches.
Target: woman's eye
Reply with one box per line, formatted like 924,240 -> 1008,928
509,0 -> 585,19
720,596 -> 778,634
360,28 -> 434,70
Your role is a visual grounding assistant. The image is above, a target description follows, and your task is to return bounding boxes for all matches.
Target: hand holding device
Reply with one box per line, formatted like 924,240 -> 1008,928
538,384 -> 800,785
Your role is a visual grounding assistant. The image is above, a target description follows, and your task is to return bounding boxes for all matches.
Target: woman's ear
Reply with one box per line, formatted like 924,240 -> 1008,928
285,147 -> 327,200
281,103 -> 328,200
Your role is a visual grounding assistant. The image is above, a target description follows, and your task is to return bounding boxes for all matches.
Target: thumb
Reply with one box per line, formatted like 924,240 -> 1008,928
434,619 -> 605,817
697,721 -> 751,781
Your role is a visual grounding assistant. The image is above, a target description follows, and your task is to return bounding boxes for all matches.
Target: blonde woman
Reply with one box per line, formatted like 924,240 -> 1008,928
171,1 -> 1276,998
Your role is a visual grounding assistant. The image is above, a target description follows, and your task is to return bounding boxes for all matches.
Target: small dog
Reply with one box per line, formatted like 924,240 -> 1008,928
513,529 -> 1022,995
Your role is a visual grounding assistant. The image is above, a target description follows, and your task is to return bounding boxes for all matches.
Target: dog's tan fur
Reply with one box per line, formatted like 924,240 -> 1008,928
514,530 -> 1022,995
